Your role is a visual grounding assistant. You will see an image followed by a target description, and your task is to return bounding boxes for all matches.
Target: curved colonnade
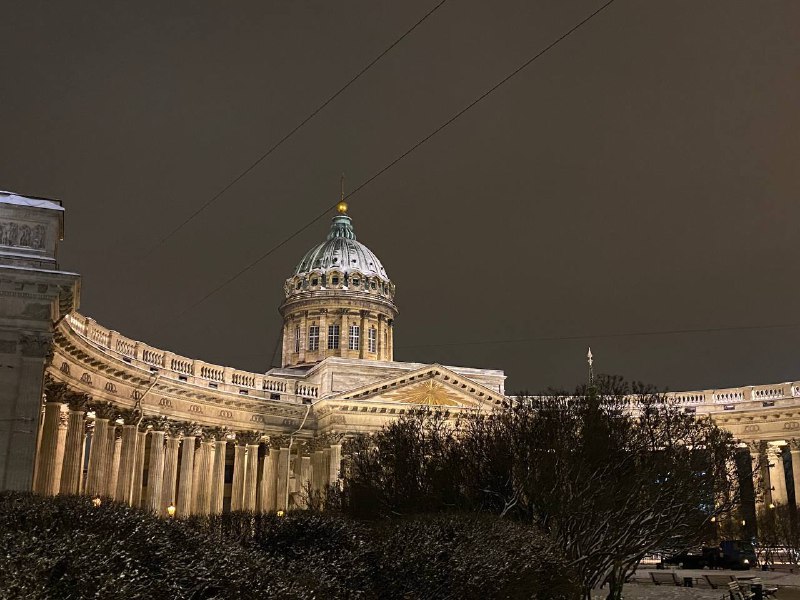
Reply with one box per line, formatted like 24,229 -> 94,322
34,313 -> 343,515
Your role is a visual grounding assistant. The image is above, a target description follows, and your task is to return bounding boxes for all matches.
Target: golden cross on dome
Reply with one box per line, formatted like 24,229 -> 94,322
337,173 -> 348,214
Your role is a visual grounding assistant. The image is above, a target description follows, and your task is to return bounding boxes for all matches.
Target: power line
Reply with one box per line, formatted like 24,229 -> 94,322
396,322 -> 800,350
143,0 -> 449,259
177,0 -> 618,318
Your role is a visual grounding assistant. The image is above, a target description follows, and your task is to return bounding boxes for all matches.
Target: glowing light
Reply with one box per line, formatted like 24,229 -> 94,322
276,510 -> 285,517
92,497 -> 102,507
167,504 -> 176,517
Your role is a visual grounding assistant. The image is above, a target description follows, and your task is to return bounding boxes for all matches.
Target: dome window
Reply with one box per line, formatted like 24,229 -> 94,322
352,278 -> 360,287
370,281 -> 377,290
331,276 -> 339,286
295,281 -> 302,290
332,257 -> 339,264
311,278 -> 318,286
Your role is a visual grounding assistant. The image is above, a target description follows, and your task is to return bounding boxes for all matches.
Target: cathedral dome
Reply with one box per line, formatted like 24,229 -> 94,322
283,207 -> 395,301
279,205 -> 397,368
292,214 -> 389,281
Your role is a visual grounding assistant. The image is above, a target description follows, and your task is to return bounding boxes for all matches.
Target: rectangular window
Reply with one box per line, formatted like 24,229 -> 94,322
294,325 -> 300,353
327,324 -> 340,349
368,327 -> 377,353
308,325 -> 319,351
348,325 -> 360,350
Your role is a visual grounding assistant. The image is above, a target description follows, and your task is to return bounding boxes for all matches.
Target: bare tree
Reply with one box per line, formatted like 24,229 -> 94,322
338,376 -> 744,600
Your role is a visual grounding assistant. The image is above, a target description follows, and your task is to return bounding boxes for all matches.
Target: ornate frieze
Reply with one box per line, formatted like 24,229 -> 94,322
0,221 -> 46,250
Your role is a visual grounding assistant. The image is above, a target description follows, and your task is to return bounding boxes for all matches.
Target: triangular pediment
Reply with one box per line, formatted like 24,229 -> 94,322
330,364 -> 506,410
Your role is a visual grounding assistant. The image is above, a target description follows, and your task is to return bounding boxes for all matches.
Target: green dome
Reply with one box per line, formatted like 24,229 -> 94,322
293,215 -> 389,281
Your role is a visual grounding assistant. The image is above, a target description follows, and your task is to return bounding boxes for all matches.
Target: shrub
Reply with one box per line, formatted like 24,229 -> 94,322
0,492 -> 308,599
0,493 -> 578,599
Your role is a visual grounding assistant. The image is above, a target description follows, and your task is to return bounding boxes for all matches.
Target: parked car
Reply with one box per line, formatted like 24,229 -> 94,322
663,540 -> 756,570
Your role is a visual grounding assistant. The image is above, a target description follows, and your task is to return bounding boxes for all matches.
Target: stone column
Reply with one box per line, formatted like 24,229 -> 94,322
297,455 -> 311,509
377,315 -> 385,361
387,320 -> 394,361
107,429 -> 122,498
230,441 -> 246,512
299,312 -> 307,363
51,412 -> 68,495
243,442 -> 260,512
312,449 -> 325,492
260,446 -> 279,513
114,418 -> 138,504
2,334 -> 52,492
338,310 -> 346,353
751,441 -> 771,510
176,434 -> 196,517
790,439 -> 800,510
145,430 -> 166,513
131,428 -> 147,507
359,311 -> 368,359
328,443 -> 342,487
160,433 -> 181,515
85,406 -> 113,497
319,309 -> 328,356
769,445 -> 789,506
276,446 -> 290,511
210,438 -> 227,515
193,436 -> 214,516
59,392 -> 88,495
34,400 -> 64,495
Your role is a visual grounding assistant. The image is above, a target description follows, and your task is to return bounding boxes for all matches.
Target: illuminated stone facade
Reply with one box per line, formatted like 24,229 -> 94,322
2,190 -> 800,517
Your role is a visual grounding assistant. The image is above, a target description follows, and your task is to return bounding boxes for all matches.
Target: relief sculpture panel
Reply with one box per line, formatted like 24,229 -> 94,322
0,221 -> 46,249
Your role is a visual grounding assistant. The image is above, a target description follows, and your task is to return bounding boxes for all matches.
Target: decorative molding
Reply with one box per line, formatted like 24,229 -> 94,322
20,333 -> 52,358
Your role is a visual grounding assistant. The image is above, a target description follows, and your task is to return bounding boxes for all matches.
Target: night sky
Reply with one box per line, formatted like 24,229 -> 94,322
2,1 -> 799,393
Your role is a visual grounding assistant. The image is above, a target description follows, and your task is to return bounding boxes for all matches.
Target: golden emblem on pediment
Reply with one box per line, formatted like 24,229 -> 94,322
386,379 -> 466,407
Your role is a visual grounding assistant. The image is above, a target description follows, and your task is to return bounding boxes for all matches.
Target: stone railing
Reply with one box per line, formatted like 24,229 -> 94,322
64,312 -> 318,401
664,382 -> 798,413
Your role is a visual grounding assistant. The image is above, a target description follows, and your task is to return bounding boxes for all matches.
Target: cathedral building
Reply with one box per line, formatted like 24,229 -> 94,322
0,190 -> 798,516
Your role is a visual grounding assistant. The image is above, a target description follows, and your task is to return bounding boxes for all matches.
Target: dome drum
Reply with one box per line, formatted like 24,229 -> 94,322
280,210 -> 397,368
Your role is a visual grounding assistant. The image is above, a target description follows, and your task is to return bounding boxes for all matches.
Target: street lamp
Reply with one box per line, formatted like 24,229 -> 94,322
92,496 -> 102,508
276,510 -> 285,517
167,504 -> 176,518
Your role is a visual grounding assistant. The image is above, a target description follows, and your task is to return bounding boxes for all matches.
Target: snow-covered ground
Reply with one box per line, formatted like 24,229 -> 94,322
588,569 -> 800,599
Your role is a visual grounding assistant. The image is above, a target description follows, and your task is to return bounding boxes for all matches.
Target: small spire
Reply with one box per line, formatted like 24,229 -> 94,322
337,173 -> 348,214
587,347 -> 594,385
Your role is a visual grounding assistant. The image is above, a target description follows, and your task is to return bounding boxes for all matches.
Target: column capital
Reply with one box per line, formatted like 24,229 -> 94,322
236,430 -> 263,446
64,390 -> 90,411
91,401 -> 118,421
789,439 -> 800,452
268,434 -> 290,449
44,375 -> 69,403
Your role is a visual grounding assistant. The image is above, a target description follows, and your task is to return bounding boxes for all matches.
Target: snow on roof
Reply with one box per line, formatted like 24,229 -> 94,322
0,191 -> 64,212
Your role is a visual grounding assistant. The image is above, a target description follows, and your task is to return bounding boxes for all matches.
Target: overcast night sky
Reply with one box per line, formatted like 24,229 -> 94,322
2,1 -> 799,393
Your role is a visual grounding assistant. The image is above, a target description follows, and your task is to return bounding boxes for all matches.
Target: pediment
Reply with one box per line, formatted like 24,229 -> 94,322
331,364 -> 506,410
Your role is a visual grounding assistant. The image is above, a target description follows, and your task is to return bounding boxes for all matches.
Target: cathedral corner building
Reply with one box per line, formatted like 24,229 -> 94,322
1,190 -> 799,516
